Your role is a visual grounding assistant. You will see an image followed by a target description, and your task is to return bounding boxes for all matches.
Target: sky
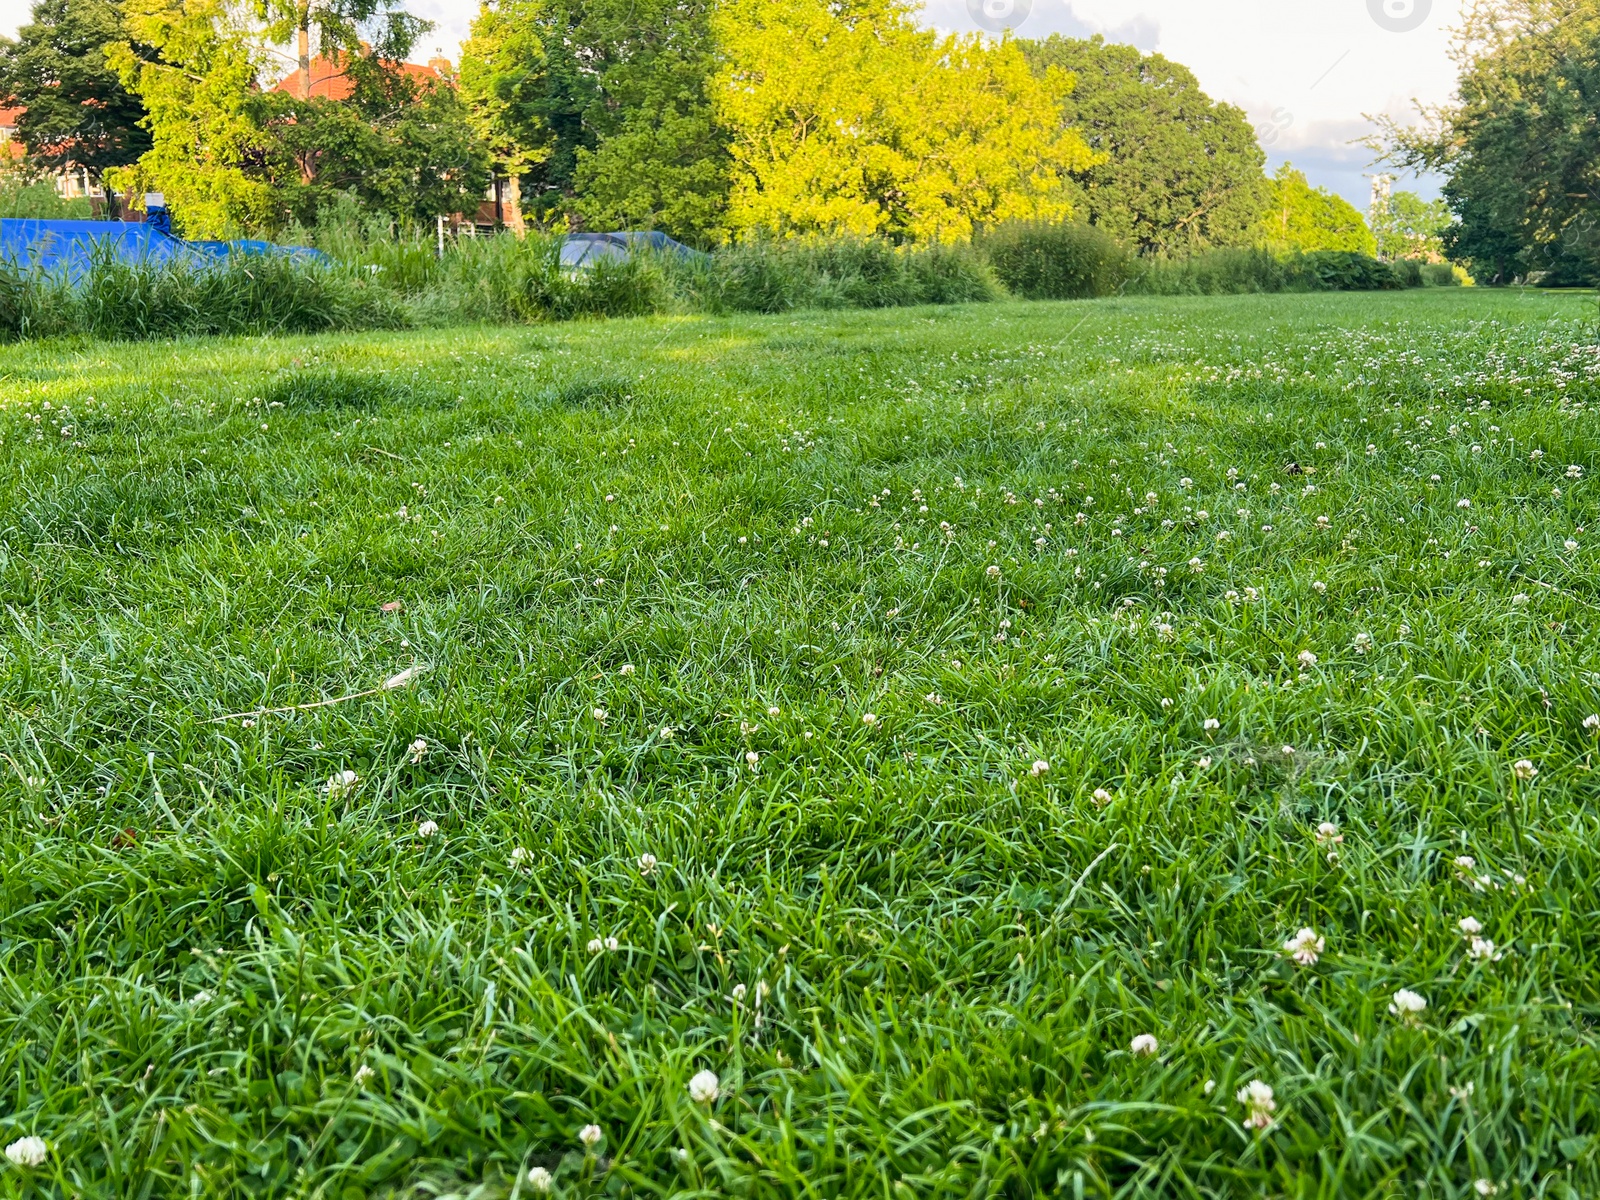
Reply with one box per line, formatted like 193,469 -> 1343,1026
1,0 -> 1462,211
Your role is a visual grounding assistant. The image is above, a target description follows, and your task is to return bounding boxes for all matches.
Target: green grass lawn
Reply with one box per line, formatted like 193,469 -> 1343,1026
2,289 -> 1598,1198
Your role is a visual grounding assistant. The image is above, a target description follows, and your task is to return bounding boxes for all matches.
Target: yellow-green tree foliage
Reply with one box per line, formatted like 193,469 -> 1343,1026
713,0 -> 1097,242
106,0 -> 277,237
1255,163 -> 1375,256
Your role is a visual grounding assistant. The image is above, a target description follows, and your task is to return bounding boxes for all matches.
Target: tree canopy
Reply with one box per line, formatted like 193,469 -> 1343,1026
0,0 -> 153,210
1254,164 -> 1375,256
1373,0 -> 1600,284
715,0 -> 1096,243
1017,35 -> 1267,255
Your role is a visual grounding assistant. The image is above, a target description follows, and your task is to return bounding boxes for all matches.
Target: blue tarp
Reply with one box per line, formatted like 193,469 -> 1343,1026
0,219 -> 329,280
560,231 -> 708,269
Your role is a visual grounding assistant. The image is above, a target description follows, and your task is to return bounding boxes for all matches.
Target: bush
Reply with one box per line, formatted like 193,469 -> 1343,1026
1390,258 -> 1425,288
1420,262 -> 1463,287
0,175 -> 94,220
1126,247 -> 1292,295
977,221 -> 1128,300
1296,251 -> 1402,291
690,238 -> 1002,313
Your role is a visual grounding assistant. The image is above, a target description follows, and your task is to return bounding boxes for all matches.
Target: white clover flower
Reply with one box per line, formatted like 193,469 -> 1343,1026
579,1124 -> 603,1150
1297,650 -> 1317,668
1282,745 -> 1296,758
1475,1180 -> 1498,1196
1311,580 -> 1327,594
587,938 -> 604,954
188,990 -> 213,1007
1316,822 -> 1343,846
1566,465 -> 1583,479
862,712 -> 879,727
659,726 -> 675,740
417,819 -> 439,838
1389,988 -> 1428,1021
925,692 -> 943,706
1565,539 -> 1579,552
638,853 -> 658,875
1188,557 -> 1205,573
1236,1080 -> 1276,1131
592,707 -> 608,723
1283,927 -> 1325,966
5,1137 -> 48,1168
1512,593 -> 1530,606
767,705 -> 781,716
353,1063 -> 375,1088
745,750 -> 760,769
1196,756 -> 1212,769
510,846 -> 532,869
1352,632 -> 1372,654
1130,1034 -> 1159,1057
1457,498 -> 1472,509
322,770 -> 358,798
1584,714 -> 1600,733
619,663 -> 635,676
1030,760 -> 1049,777
605,936 -> 619,952
1512,759 -> 1538,781
527,1166 -> 554,1192
688,1069 -> 720,1104
1203,718 -> 1221,732
986,565 -> 1001,578
1467,937 -> 1500,962
1092,788 -> 1112,806
1458,916 -> 1482,936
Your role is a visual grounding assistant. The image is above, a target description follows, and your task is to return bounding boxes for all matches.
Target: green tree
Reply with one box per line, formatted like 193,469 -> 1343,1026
714,0 -> 1095,243
460,0 -> 550,234
1255,164 -> 1375,255
1371,0 -> 1600,284
1372,189 -> 1451,261
1018,35 -> 1267,255
0,0 -> 153,216
260,0 -> 428,101
571,0 -> 728,241
459,0 -> 729,242
106,0 -> 279,236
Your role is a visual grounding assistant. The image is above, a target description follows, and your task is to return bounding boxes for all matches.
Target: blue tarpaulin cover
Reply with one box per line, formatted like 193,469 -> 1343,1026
560,231 -> 708,269
0,219 -> 329,280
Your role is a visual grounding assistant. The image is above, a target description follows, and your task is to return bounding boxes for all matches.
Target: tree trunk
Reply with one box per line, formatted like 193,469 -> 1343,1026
504,173 -> 525,238
298,9 -> 312,100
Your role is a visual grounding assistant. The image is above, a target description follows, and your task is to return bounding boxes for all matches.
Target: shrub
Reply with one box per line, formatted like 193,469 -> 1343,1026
1295,251 -> 1402,291
977,221 -> 1128,300
1126,247 -> 1293,295
692,238 -> 1001,313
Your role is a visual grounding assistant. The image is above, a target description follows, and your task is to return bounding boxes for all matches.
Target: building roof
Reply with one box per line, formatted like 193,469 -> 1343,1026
273,54 -> 451,102
1,106 -> 21,160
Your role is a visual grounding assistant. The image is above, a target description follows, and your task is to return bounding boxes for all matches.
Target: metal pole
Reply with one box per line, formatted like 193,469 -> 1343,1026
437,214 -> 445,260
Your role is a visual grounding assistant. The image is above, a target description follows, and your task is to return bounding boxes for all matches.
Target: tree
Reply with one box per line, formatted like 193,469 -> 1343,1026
1370,0 -> 1600,284
259,0 -> 428,101
255,55 -> 491,226
0,0 -> 153,216
714,0 -> 1097,243
571,0 -> 729,241
106,0 -> 280,236
459,0 -> 729,243
1017,35 -> 1267,255
1372,190 -> 1452,260
460,0 -> 549,234
1254,164 -> 1375,255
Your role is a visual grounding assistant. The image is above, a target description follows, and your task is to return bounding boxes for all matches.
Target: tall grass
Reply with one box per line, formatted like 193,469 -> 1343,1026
0,213 -> 1464,344
0,249 -> 403,341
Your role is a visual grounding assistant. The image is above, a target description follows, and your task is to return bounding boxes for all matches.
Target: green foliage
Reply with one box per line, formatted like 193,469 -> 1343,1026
0,250 -> 403,341
0,171 -> 93,218
0,0 -> 152,211
1376,0 -> 1600,284
977,220 -> 1128,299
1,292 -> 1599,1195
1018,35 -> 1268,255
1127,248 -> 1412,295
1373,190 -> 1453,262
1256,164 -> 1376,256
688,237 -> 1002,312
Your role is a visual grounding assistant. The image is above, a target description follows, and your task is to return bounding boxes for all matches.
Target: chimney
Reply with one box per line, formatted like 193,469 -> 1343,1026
428,55 -> 452,76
